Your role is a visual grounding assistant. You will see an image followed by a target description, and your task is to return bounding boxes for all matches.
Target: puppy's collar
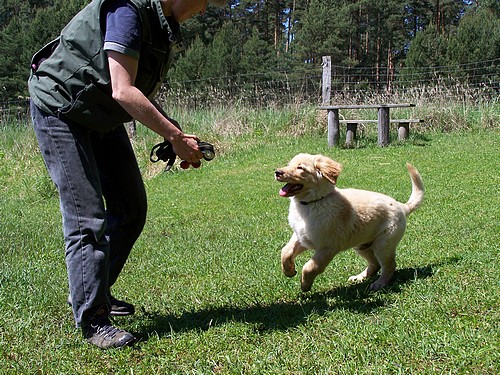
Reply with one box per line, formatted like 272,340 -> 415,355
299,192 -> 333,205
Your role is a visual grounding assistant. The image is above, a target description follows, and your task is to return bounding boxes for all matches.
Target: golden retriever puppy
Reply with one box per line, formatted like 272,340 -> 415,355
275,154 -> 424,292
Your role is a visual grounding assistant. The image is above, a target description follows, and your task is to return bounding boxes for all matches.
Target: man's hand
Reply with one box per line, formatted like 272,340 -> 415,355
170,133 -> 203,165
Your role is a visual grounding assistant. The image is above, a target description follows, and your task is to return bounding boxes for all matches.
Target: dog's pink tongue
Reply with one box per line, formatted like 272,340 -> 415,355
279,184 -> 292,197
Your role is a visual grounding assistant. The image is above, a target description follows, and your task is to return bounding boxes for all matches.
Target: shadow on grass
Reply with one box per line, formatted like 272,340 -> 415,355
133,257 -> 459,341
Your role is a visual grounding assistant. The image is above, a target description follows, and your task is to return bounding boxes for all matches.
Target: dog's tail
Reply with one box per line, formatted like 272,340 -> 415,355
404,163 -> 424,215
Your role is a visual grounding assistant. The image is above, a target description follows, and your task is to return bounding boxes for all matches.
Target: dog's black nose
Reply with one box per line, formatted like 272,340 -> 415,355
275,170 -> 284,178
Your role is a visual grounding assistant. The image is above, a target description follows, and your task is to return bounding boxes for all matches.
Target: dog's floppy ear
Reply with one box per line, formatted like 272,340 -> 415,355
314,155 -> 342,185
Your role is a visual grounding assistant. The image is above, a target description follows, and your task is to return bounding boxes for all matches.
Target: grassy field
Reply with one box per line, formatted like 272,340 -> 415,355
0,104 -> 499,374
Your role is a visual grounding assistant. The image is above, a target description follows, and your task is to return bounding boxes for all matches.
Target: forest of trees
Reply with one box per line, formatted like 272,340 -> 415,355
0,0 -> 498,105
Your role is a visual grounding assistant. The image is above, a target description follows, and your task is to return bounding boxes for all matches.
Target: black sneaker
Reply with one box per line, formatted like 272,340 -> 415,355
68,295 -> 135,316
82,312 -> 136,349
109,295 -> 135,316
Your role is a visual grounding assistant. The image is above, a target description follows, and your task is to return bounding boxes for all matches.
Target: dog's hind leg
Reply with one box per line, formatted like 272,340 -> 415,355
369,242 -> 398,291
349,245 -> 381,284
301,249 -> 336,292
281,233 -> 307,278
366,215 -> 406,291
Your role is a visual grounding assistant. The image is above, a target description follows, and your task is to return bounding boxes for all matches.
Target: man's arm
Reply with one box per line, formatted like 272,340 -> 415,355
107,50 -> 202,164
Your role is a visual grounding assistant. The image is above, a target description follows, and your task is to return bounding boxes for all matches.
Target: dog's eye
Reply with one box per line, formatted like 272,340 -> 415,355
297,165 -> 303,170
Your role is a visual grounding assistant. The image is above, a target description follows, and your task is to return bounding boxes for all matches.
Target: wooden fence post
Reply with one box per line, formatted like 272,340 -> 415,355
322,56 -> 331,105
322,56 -> 338,146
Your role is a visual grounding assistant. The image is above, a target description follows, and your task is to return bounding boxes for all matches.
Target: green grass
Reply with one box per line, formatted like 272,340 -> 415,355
0,106 -> 499,374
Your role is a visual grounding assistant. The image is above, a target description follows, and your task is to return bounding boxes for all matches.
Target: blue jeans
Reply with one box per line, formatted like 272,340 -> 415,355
30,101 -> 147,327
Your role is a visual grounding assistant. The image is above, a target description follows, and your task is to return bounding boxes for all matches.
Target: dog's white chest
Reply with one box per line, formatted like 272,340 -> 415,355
288,204 -> 317,248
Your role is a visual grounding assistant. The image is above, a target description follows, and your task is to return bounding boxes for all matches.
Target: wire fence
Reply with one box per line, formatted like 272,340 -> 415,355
159,58 -> 499,108
2,59 -> 498,125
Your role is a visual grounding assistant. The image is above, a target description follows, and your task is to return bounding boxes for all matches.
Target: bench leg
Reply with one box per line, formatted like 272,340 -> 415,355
378,107 -> 390,146
327,109 -> 340,147
345,123 -> 357,147
398,122 -> 410,141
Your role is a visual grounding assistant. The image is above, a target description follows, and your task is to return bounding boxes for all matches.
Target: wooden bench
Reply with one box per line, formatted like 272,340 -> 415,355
318,103 -> 419,147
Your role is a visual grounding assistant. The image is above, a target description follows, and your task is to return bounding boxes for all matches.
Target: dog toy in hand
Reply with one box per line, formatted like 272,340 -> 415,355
150,140 -> 215,171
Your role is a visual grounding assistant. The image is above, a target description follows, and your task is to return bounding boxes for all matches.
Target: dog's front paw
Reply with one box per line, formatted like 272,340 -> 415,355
282,265 -> 297,278
300,280 -> 313,293
300,272 -> 314,292
281,257 -> 297,277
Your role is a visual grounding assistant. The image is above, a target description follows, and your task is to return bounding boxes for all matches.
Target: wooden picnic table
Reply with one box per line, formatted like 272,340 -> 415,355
318,103 -> 417,147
